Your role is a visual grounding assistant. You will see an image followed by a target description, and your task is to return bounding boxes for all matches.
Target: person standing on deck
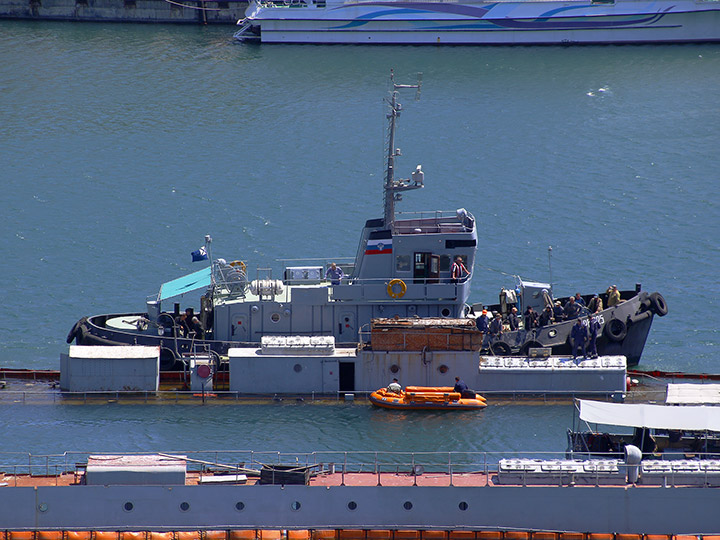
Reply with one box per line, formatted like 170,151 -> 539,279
570,318 -> 588,359
507,307 -> 519,331
607,285 -> 621,307
489,312 -> 504,342
325,262 -> 344,285
587,316 -> 600,359
451,256 -> 469,283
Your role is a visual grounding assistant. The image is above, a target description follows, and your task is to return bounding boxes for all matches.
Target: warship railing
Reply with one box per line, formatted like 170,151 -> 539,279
2,450 -> 720,488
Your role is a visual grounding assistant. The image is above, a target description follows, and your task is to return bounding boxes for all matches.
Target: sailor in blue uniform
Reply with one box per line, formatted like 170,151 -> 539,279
453,377 -> 468,393
570,318 -> 588,359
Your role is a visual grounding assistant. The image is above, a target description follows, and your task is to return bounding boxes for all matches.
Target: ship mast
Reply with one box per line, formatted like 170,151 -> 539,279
383,70 -> 424,230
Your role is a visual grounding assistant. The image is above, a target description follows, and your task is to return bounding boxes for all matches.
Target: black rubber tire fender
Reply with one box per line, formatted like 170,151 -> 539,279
66,317 -> 87,344
603,318 -> 627,342
160,348 -> 180,371
649,292 -> 668,317
490,341 -> 512,356
520,340 -> 544,356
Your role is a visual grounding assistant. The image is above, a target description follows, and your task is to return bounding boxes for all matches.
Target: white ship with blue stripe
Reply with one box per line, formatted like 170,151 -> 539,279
234,0 -> 720,44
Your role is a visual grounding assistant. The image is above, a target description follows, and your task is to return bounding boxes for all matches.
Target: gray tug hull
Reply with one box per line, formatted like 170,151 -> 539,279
71,288 -> 662,373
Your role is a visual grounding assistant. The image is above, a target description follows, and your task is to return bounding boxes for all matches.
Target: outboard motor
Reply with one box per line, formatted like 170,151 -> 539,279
624,444 -> 642,483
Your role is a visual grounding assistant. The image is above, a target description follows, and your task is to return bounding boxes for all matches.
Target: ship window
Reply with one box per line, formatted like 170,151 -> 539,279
459,501 -> 469,511
438,364 -> 449,374
294,363 -> 303,373
439,255 -> 451,272
179,502 -> 190,512
123,502 -> 134,512
347,501 -> 358,510
235,502 -> 245,511
396,255 -> 411,272
445,239 -> 477,249
403,501 -> 413,510
270,313 -> 281,323
291,501 -> 301,511
441,308 -> 451,317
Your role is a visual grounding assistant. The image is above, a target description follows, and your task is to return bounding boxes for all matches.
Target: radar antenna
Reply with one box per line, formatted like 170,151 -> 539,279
383,70 -> 424,230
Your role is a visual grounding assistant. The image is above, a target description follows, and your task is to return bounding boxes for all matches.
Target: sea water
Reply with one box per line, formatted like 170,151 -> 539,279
1,21 -> 719,455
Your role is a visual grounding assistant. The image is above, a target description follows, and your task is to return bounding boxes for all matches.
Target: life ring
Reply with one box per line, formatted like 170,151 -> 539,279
603,318 -> 627,342
387,279 -> 407,299
649,292 -> 668,317
229,260 -> 247,272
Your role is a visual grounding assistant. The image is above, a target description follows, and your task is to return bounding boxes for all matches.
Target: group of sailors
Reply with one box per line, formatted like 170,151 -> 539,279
474,285 -> 623,358
175,308 -> 204,339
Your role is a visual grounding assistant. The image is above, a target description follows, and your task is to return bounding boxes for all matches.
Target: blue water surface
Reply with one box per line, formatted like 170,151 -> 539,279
1,21 -> 719,453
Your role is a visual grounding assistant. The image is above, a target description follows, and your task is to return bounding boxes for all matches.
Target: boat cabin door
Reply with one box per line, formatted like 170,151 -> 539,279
233,315 -> 249,341
414,253 -> 440,284
338,312 -> 356,341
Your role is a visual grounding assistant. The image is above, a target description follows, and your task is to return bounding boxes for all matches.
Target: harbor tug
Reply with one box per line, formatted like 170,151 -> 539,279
66,73 -> 666,396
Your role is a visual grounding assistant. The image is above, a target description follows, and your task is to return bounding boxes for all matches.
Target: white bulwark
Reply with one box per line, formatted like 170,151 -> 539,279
60,345 -> 160,392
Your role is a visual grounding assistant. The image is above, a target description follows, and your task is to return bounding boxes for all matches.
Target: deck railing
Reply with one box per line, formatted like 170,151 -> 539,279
2,449 -> 720,489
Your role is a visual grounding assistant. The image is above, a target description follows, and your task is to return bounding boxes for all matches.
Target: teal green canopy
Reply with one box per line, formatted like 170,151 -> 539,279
159,267 -> 212,301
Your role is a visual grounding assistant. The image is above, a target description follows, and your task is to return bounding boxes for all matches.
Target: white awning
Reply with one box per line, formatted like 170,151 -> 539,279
578,399 -> 720,432
666,383 -> 720,405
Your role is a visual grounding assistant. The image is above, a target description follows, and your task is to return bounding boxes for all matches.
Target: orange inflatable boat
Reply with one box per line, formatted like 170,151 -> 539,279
369,386 -> 487,410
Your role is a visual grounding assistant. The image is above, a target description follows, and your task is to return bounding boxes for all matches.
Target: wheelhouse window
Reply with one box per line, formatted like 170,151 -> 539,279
396,255 -> 411,272
439,255 -> 451,273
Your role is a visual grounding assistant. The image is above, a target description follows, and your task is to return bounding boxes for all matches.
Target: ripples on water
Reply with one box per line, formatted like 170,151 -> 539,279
1,21 -> 719,451
0,401 -> 573,455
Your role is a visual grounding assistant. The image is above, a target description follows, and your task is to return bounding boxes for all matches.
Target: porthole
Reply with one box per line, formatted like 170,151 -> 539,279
270,313 -> 281,323
441,308 -> 451,317
291,501 -> 301,511
403,501 -> 413,510
548,329 -> 557,338
459,501 -> 468,511
37,503 -> 48,513
294,363 -> 303,373
179,501 -> 190,512
123,502 -> 134,512
438,364 -> 449,374
235,501 -> 245,512
390,364 -> 399,374
347,501 -> 358,511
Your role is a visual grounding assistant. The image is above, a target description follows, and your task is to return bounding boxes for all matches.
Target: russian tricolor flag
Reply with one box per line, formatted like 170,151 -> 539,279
365,237 -> 392,255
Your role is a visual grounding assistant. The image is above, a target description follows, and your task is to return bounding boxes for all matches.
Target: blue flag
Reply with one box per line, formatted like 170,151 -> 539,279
191,246 -> 208,262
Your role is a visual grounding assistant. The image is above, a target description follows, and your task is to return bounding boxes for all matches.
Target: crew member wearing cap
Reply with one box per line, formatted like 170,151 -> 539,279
489,312 -> 503,336
607,285 -> 621,307
476,309 -> 490,333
